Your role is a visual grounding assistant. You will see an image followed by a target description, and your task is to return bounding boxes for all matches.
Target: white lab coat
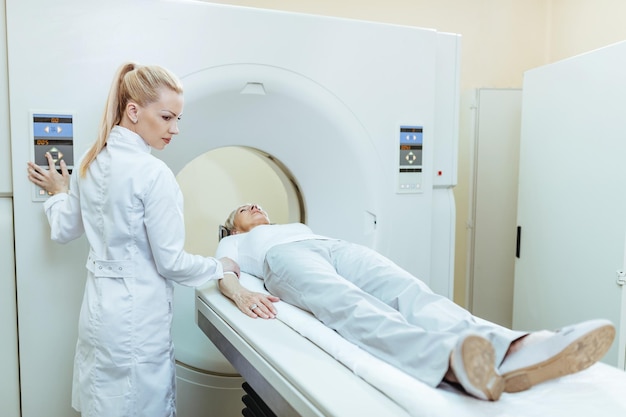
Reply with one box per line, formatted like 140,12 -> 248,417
43,126 -> 223,417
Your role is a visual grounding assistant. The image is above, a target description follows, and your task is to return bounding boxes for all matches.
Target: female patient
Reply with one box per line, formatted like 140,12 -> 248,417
216,203 -> 615,402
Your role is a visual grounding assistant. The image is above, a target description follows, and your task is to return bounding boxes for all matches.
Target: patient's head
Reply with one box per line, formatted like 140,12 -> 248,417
225,204 -> 270,234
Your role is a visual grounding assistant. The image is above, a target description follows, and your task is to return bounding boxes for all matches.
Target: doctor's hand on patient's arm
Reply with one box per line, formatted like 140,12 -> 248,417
218,274 -> 280,319
219,257 -> 241,278
26,152 -> 70,195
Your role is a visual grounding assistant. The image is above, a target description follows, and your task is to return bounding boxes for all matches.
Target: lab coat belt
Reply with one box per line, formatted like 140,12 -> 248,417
86,254 -> 135,278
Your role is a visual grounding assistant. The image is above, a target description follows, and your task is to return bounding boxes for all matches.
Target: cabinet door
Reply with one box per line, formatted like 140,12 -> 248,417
513,42 -> 626,368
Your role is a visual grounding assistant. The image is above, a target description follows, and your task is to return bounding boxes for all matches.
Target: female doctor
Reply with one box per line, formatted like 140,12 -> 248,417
26,62 -> 239,417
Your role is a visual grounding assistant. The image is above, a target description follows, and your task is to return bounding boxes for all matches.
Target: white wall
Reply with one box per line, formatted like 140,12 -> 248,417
549,0 -> 626,62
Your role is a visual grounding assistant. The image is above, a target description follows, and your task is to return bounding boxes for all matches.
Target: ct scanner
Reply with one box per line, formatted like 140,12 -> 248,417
8,1 -> 458,416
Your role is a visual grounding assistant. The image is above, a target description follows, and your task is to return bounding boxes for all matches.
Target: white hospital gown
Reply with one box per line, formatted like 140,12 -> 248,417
217,223 -> 525,387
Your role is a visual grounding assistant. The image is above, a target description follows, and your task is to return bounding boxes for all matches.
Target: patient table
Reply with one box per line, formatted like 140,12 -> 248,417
196,273 -> 626,417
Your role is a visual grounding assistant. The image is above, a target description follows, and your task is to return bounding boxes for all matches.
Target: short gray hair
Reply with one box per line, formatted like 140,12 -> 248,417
223,205 -> 244,233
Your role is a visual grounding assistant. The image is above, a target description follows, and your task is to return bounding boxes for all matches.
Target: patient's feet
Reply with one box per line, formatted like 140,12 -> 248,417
448,334 -> 504,401
499,319 -> 615,393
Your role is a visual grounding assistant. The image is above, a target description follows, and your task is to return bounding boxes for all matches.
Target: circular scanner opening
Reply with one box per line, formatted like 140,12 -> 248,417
172,146 -> 303,374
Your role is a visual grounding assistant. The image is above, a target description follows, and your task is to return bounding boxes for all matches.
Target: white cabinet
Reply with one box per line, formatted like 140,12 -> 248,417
514,42 -> 626,369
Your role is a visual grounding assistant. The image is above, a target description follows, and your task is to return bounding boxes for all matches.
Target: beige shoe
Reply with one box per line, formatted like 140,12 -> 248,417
451,334 -> 504,401
499,319 -> 615,393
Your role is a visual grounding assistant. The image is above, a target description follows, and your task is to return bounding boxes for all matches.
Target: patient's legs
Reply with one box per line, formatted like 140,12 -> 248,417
328,240 -> 525,366
263,240 -> 521,388
329,241 -> 614,390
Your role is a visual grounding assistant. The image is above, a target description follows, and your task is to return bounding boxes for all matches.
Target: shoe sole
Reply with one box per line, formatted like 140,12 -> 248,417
459,335 -> 504,401
502,324 -> 615,393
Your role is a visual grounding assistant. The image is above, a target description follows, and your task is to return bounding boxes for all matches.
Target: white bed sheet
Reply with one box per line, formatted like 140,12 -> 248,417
215,273 -> 626,417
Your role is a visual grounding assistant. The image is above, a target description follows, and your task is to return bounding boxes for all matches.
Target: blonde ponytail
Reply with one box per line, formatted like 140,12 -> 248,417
78,62 -> 183,177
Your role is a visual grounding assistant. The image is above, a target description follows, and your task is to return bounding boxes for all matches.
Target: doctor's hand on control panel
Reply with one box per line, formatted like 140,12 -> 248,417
27,151 -> 70,196
215,203 -> 616,402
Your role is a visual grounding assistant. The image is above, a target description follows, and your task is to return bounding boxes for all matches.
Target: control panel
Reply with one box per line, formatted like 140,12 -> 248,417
31,112 -> 74,201
397,125 -> 423,193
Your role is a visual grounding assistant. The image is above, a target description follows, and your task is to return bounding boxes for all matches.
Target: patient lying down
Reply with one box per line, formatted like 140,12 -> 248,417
215,204 -> 615,401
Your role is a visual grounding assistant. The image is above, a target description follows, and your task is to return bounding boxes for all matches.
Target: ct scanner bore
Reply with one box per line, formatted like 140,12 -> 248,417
173,146 -> 301,373
173,146 -> 303,416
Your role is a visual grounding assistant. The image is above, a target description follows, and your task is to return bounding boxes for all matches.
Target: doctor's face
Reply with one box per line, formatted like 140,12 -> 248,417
135,87 -> 184,150
233,204 -> 270,233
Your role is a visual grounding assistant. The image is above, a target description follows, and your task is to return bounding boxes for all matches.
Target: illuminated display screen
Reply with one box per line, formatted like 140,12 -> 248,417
397,125 -> 424,193
32,113 -> 74,170
400,127 -> 423,145
399,125 -> 423,167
